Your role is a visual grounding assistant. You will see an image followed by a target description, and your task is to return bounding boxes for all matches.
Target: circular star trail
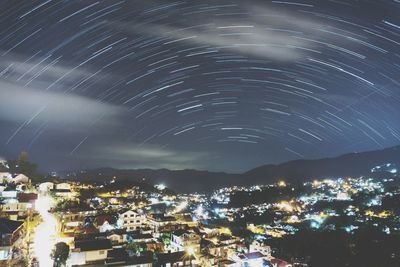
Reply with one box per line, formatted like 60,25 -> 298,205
0,0 -> 399,172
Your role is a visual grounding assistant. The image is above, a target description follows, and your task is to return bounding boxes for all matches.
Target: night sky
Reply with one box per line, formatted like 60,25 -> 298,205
0,0 -> 399,173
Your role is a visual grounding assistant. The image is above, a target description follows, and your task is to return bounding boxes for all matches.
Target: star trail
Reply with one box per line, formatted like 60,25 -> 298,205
0,0 -> 399,172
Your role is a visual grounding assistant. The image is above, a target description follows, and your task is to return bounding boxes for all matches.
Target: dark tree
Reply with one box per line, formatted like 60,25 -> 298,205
51,242 -> 70,267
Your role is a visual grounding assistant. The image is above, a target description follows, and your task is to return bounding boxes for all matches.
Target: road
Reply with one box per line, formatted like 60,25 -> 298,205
32,194 -> 57,266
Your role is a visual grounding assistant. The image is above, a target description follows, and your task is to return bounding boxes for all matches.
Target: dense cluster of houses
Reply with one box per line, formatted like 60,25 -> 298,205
0,171 -> 295,266
56,206 -> 281,267
0,171 -> 35,261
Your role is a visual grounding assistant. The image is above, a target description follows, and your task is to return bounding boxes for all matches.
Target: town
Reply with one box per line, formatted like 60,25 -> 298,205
0,155 -> 399,267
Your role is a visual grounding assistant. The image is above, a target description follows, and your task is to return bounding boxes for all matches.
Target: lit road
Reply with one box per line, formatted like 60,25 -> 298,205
33,195 -> 57,267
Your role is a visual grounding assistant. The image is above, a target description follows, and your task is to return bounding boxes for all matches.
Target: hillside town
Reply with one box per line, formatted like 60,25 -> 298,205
0,156 -> 399,267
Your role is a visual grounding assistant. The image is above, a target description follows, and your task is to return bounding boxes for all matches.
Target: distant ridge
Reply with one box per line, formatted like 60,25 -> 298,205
244,145 -> 400,184
60,145 -> 400,192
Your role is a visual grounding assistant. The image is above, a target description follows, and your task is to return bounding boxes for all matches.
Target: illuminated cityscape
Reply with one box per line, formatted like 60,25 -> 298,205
1,1 -> 400,267
0,157 -> 400,266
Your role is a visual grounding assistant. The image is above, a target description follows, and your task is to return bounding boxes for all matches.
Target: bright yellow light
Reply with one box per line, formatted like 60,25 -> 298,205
277,201 -> 293,212
278,181 -> 287,187
173,201 -> 188,213
33,195 -> 58,266
378,211 -> 391,218
186,246 -> 195,255
219,227 -> 232,236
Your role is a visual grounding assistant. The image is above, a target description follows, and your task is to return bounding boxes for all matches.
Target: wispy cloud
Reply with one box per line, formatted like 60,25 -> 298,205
108,3 -> 327,61
0,81 -> 122,127
74,142 -> 213,170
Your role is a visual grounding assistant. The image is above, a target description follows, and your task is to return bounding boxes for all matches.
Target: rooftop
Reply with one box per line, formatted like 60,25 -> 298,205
74,239 -> 112,252
0,218 -> 24,233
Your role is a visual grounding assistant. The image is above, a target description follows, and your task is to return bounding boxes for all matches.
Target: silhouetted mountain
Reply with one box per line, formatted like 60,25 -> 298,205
60,145 -> 400,192
62,168 -> 242,193
244,145 -> 400,184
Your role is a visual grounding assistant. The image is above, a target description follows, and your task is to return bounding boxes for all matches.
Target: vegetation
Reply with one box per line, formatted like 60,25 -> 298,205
126,242 -> 147,256
271,226 -> 400,267
53,199 -> 89,212
0,159 -> 45,182
51,242 -> 70,267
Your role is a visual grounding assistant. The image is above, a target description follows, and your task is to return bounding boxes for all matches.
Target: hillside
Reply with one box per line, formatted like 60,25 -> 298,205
60,145 -> 400,192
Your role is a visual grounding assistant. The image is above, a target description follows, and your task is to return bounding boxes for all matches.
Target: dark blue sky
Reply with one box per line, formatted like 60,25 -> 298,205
0,0 -> 399,172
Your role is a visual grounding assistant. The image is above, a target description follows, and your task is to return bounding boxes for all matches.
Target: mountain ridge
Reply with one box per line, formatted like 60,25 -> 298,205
60,145 -> 400,192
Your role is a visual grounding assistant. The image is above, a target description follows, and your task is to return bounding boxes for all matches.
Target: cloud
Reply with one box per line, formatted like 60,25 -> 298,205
74,142 -> 212,170
0,81 -> 122,127
108,3 -> 327,61
0,53 -> 96,89
0,52 -> 123,130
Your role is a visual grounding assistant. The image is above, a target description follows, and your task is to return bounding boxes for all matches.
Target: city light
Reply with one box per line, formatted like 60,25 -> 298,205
33,195 -> 57,267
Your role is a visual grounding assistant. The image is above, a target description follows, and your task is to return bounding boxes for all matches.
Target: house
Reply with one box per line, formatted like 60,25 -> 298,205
171,229 -> 201,255
204,234 -> 241,259
107,230 -> 127,245
156,251 -> 196,267
95,214 -> 118,233
0,173 -> 12,184
18,192 -> 38,208
106,249 -> 153,267
120,210 -> 146,231
68,239 -> 113,266
59,210 -> 97,234
0,189 -> 17,199
147,214 -> 177,232
230,252 -> 270,267
0,201 -> 32,214
249,239 -> 272,258
11,174 -> 30,184
52,182 -> 75,198
38,182 -> 54,192
0,173 -> 29,184
0,218 -> 25,261
127,232 -> 154,244
53,188 -> 75,198
56,182 -> 71,190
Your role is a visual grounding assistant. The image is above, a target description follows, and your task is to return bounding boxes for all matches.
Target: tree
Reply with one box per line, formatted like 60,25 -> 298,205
51,242 -> 70,267
126,242 -> 146,256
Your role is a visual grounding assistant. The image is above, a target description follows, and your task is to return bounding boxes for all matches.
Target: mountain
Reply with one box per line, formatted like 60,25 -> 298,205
61,168 -> 242,193
60,145 -> 400,192
244,145 -> 400,184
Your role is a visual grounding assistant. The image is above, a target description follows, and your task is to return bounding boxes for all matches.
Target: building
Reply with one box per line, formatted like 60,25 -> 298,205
171,229 -> 201,255
230,252 -> 270,267
11,174 -> 30,184
0,173 -> 12,184
38,182 -> 55,192
147,214 -> 177,232
59,210 -> 97,234
119,210 -> 146,231
0,173 -> 29,184
0,218 -> 24,261
156,251 -> 196,267
56,182 -> 72,190
249,240 -> 272,258
68,239 -> 113,266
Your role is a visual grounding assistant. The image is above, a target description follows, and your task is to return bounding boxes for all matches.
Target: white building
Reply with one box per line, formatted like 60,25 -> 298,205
230,252 -> 270,267
119,210 -> 146,231
171,229 -> 201,255
249,240 -> 272,258
11,174 -> 29,184
55,182 -> 71,190
0,173 -> 12,184
38,182 -> 54,192
68,239 -> 112,266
